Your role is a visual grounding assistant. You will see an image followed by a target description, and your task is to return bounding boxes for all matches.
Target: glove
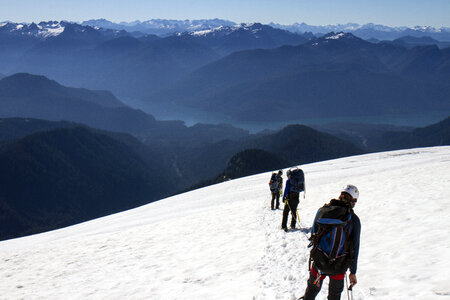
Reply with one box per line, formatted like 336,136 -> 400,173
349,273 -> 357,287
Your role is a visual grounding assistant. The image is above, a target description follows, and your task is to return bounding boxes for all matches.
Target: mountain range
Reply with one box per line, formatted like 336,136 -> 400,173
190,124 -> 366,188
0,21 -> 128,71
374,116 -> 450,150
78,19 -> 450,41
271,22 -> 450,41
4,19 -> 450,41
181,123 -> 366,189
81,18 -> 237,36
147,32 -> 450,122
388,35 -> 450,49
1,22 -> 312,98
2,20 -> 449,104
0,21 -> 127,39
176,23 -> 312,56
314,116 -> 450,151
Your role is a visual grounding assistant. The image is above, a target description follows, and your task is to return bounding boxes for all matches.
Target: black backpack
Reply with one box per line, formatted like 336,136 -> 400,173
289,168 -> 304,193
308,200 -> 354,275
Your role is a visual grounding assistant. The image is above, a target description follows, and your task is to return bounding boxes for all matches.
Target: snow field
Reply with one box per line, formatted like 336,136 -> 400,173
0,146 -> 449,299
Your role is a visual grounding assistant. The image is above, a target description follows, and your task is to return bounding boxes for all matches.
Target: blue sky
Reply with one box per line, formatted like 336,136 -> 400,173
2,0 -> 450,27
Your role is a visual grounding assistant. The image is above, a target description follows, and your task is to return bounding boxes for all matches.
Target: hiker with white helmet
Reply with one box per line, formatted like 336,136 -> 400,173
300,184 -> 361,300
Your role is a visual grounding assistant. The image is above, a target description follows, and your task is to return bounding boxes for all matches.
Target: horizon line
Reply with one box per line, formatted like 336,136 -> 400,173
1,18 -> 449,29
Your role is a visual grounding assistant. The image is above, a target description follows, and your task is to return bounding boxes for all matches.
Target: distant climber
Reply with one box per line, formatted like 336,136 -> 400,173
281,168 -> 305,231
269,172 -> 280,210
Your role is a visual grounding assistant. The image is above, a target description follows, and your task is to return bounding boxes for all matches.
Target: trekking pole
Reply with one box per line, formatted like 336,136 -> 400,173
345,273 -> 355,300
349,282 -> 355,300
345,273 -> 351,300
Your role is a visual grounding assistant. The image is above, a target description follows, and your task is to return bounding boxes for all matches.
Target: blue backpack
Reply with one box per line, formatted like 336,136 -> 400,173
308,200 -> 354,275
289,168 -> 304,193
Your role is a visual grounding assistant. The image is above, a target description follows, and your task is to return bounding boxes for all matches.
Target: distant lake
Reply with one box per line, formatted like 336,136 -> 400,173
124,98 -> 450,133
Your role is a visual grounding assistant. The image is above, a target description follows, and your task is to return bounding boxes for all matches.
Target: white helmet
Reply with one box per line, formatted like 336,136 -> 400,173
341,184 -> 359,201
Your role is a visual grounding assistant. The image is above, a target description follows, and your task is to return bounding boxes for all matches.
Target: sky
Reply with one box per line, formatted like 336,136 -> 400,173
1,146 -> 449,299
1,0 -> 450,28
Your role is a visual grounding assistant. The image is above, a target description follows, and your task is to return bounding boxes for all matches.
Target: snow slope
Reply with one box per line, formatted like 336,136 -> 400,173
1,146 -> 449,299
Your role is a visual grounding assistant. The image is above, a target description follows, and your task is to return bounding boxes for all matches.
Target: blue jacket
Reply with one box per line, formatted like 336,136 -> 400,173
283,179 -> 291,200
312,201 -> 361,275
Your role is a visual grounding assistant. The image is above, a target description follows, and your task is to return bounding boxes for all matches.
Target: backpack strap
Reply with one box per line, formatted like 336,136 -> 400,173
343,212 -> 355,258
308,225 -> 326,251
329,226 -> 344,260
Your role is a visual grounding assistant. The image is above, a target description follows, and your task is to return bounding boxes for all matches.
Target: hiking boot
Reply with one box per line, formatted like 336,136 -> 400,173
281,227 -> 288,232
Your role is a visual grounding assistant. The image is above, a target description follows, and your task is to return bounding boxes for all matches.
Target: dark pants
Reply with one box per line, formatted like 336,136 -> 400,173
271,190 -> 280,209
281,192 -> 299,228
303,266 -> 345,300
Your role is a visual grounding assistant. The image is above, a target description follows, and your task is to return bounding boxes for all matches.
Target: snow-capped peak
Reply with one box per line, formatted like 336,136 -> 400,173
307,32 -> 361,47
0,21 -> 128,40
186,23 -> 266,38
191,26 -> 224,36
411,25 -> 441,33
37,21 -> 65,37
0,21 -> 66,38
320,32 -> 359,42
325,32 -> 345,40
